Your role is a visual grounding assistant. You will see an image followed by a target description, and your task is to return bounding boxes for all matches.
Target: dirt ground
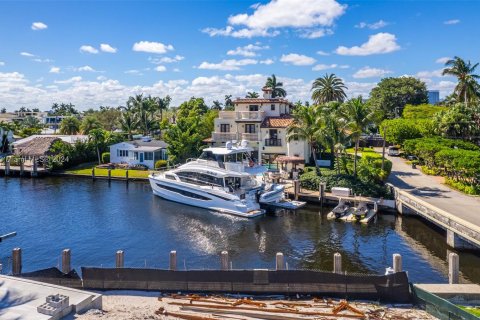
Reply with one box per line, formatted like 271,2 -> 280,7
72,293 -> 438,320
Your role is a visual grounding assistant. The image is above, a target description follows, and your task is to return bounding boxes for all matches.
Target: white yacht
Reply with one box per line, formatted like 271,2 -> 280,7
148,141 -> 289,218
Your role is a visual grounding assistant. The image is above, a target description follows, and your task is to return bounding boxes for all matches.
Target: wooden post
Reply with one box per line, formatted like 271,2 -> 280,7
116,250 -> 124,268
91,167 -> 95,180
393,254 -> 402,273
220,251 -> 229,271
294,180 -> 300,200
108,169 -> 111,181
5,159 -> 10,175
275,252 -> 284,271
125,170 -> 129,183
12,247 -> 22,275
448,252 -> 459,284
62,249 -> 71,274
169,250 -> 177,271
19,159 -> 24,176
32,157 -> 38,177
333,253 -> 342,274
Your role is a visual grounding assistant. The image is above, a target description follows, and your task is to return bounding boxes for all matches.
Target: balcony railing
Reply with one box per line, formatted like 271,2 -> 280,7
236,111 -> 265,120
241,133 -> 260,141
218,111 -> 236,119
212,132 -> 238,141
264,139 -> 282,147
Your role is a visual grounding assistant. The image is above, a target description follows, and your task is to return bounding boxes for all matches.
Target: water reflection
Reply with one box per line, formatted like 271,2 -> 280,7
0,177 -> 478,284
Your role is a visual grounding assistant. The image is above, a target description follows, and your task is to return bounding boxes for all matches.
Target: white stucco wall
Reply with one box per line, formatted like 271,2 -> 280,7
110,142 -> 166,169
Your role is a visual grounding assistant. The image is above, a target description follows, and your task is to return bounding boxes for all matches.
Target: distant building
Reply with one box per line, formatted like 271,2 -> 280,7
109,138 -> 168,169
205,86 -> 309,165
428,90 -> 440,104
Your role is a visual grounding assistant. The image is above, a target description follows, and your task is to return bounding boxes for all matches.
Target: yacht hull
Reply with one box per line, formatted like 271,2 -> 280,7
149,177 -> 264,218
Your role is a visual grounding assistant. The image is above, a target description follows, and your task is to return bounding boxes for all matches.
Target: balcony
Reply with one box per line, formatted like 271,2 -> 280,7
212,132 -> 238,142
264,139 -> 282,147
218,111 -> 236,119
235,111 -> 265,121
241,133 -> 260,141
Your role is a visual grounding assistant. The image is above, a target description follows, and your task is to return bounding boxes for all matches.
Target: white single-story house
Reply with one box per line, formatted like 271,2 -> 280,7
109,139 -> 168,169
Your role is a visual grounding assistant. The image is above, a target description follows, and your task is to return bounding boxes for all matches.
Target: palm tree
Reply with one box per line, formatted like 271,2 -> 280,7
89,128 -> 105,165
340,97 -> 373,177
265,74 -> 287,97
311,74 -> 348,104
287,105 -> 322,174
59,116 -> 81,135
211,100 -> 223,110
119,109 -> 139,140
317,103 -> 347,170
80,115 -> 101,134
246,92 -> 259,98
442,56 -> 480,107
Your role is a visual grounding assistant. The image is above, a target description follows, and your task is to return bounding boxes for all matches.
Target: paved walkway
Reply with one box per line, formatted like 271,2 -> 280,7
385,152 -> 480,227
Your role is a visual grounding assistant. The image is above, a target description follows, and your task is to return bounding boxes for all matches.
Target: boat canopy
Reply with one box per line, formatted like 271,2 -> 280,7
202,146 -> 253,155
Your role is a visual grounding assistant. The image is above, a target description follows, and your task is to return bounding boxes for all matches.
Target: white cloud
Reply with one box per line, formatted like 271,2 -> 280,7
96,76 -> 107,81
202,0 -> 346,38
124,69 -> 143,75
227,43 -> 269,57
173,68 -> 180,72
299,28 -> 333,39
316,50 -> 330,56
436,57 -> 451,64
31,22 -> 48,30
336,32 -> 400,56
155,65 -> 167,72
280,53 -> 316,66
20,52 -> 35,57
353,66 -> 392,78
0,61 -> 4,66
54,76 -> 82,84
355,20 -> 388,30
132,41 -> 173,54
260,59 -> 274,65
312,63 -> 337,71
416,69 -> 444,78
49,66 -> 60,73
197,59 -> 258,70
100,43 -> 117,53
77,65 -> 97,72
150,55 -> 184,64
444,19 -> 460,25
79,45 -> 99,54
33,58 -> 53,63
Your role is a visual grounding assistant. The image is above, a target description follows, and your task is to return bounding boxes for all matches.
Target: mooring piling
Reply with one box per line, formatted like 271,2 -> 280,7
333,253 -> 342,274
116,250 -> 125,268
393,253 -> 402,273
448,252 -> 459,284
221,251 -> 229,270
61,249 -> 71,274
12,247 -> 22,275
169,250 -> 177,271
275,252 -> 284,271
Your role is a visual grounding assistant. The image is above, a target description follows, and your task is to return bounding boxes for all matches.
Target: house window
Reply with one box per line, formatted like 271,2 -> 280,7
249,105 -> 259,111
245,124 -> 256,133
220,124 -> 230,133
144,152 -> 153,161
118,149 -> 129,157
271,104 -> 275,111
269,129 -> 278,139
133,152 -> 138,160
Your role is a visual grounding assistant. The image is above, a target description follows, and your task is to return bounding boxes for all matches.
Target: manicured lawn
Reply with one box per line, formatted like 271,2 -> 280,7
458,306 -> 480,317
64,163 -> 151,179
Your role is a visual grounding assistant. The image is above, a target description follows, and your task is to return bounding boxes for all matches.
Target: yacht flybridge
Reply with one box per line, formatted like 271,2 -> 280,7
149,140 -> 305,218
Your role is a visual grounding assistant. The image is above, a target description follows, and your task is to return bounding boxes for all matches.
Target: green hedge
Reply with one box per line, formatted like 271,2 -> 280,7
155,159 -> 168,169
101,152 -> 110,164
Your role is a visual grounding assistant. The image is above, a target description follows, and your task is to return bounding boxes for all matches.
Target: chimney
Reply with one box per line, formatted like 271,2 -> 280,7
262,86 -> 273,99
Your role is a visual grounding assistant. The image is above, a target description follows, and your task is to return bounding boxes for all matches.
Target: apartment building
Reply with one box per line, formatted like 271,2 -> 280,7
206,87 -> 309,165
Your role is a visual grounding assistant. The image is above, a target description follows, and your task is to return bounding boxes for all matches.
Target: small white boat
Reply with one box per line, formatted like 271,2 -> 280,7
327,199 -> 351,219
340,200 -> 377,223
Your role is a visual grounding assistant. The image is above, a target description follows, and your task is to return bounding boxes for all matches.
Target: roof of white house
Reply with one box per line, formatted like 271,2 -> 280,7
110,139 -> 168,151
12,134 -> 88,146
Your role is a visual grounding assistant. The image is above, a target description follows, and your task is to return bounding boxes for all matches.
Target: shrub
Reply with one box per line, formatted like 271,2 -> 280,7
155,159 -> 168,169
445,178 -> 480,195
101,152 -> 110,164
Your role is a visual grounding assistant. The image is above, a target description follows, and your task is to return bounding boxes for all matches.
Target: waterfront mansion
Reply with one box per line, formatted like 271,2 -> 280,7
205,87 -> 309,165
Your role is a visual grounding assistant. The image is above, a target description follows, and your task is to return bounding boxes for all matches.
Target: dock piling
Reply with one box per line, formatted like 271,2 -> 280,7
393,254 -> 402,273
333,253 -> 342,274
62,249 -> 71,274
91,167 -> 95,180
32,157 -> 38,177
169,250 -> 177,271
19,160 -> 24,176
116,250 -> 124,268
126,170 -> 129,184
5,159 -> 10,176
12,248 -> 22,275
220,251 -> 229,271
448,252 -> 459,284
294,180 -> 300,200
108,169 -> 111,181
275,252 -> 284,271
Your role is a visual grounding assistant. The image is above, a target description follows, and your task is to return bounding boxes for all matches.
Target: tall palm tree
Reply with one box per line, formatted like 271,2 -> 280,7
118,109 -> 139,140
287,105 -> 322,174
59,116 -> 81,135
442,56 -> 480,107
265,74 -> 287,98
340,97 -> 373,177
211,100 -> 223,110
80,115 -> 101,134
246,92 -> 259,98
311,74 -> 348,104
89,128 -> 105,165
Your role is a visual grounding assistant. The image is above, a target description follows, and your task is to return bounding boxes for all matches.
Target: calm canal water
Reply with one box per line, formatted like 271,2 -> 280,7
0,177 -> 479,284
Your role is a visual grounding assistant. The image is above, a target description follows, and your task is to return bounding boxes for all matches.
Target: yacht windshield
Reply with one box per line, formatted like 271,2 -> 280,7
176,171 -> 224,187
199,151 -> 223,162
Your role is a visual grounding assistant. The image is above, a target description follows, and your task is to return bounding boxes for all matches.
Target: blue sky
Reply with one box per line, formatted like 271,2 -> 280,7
0,0 -> 478,110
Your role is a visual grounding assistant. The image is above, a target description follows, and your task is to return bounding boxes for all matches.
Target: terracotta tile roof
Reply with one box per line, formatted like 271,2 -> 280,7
261,115 -> 295,128
233,98 -> 291,104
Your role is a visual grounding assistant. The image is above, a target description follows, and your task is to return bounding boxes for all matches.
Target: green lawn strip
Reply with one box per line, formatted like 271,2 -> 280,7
458,306 -> 480,317
64,165 -> 150,179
